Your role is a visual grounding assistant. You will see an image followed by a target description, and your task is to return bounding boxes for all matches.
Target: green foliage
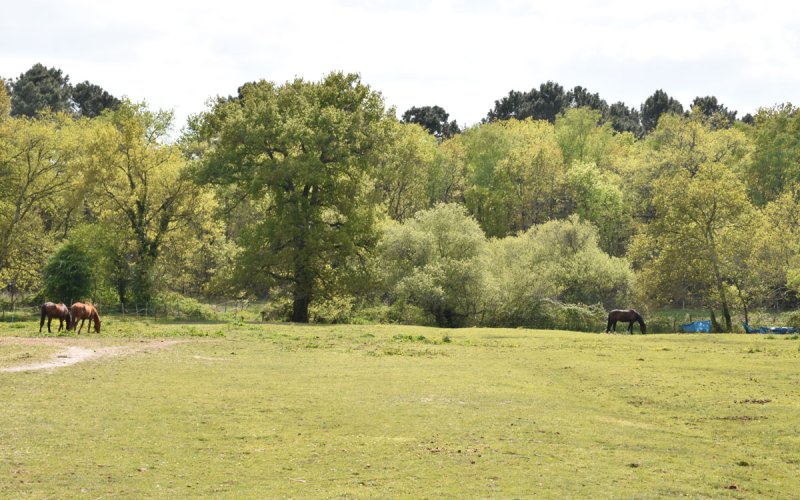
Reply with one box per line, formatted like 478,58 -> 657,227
155,291 -> 219,320
378,204 -> 486,327
309,295 -> 355,324
197,72 -> 389,323
373,120 -> 438,221
3,67 -> 800,326
565,85 -> 608,116
482,216 -> 634,328
607,101 -> 642,136
461,119 -> 564,236
631,116 -> 758,330
744,103 -> 800,205
690,96 -> 737,129
555,107 -> 610,166
486,81 -> 568,123
562,161 -> 632,255
0,81 -> 10,118
401,105 -> 460,139
71,81 -> 120,117
42,242 -> 93,303
0,112 -> 81,295
9,63 -> 72,117
7,64 -> 119,119
640,89 -> 684,134
83,102 -> 203,305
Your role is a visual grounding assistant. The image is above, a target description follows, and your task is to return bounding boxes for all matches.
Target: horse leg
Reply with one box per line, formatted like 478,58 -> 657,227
628,321 -> 634,334
48,317 -> 53,333
39,311 -> 45,333
606,318 -> 612,333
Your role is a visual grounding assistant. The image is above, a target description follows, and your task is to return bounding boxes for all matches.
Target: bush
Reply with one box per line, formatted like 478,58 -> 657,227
259,296 -> 292,322
786,310 -> 800,329
310,296 -> 355,324
481,217 -> 634,329
377,204 -> 486,327
154,292 -> 218,320
42,242 -> 94,304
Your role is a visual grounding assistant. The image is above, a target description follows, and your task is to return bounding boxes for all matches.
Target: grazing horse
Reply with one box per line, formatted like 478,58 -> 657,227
39,302 -> 71,334
606,309 -> 646,334
70,302 -> 101,334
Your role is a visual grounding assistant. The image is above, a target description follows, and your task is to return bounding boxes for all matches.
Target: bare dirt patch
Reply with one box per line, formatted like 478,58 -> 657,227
0,337 -> 186,373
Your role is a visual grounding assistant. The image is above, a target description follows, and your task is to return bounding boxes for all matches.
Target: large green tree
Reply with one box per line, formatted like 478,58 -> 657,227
0,112 -> 81,293
640,89 -> 684,134
461,119 -> 564,237
565,86 -> 609,116
196,72 -> 389,322
690,96 -> 737,129
607,101 -> 642,136
401,105 -> 459,140
85,102 -> 202,304
373,120 -> 438,221
9,64 -> 72,117
630,156 -> 755,332
72,81 -> 120,117
486,81 -> 568,123
743,103 -> 800,205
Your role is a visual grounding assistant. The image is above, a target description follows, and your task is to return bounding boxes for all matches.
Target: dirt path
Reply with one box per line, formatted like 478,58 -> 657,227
0,338 -> 186,373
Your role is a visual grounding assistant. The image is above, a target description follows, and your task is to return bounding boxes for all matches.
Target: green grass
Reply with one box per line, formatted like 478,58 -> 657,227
2,321 -> 800,497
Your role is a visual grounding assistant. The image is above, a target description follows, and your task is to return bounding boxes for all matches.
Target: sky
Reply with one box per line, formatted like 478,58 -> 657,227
2,0 -> 799,133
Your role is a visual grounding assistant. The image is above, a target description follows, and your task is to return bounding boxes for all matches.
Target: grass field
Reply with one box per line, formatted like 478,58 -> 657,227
1,319 -> 800,497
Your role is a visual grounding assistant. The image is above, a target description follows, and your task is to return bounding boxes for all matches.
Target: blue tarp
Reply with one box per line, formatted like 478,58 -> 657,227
743,322 -> 797,334
681,320 -> 711,333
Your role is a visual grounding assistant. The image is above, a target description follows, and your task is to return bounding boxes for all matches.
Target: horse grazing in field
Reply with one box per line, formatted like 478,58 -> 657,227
39,302 -> 71,334
606,309 -> 646,334
70,302 -> 101,334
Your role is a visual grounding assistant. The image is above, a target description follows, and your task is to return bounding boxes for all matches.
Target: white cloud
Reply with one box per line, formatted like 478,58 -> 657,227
2,0 -> 799,131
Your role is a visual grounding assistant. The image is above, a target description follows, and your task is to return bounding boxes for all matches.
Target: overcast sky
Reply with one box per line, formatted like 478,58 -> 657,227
2,0 -> 799,132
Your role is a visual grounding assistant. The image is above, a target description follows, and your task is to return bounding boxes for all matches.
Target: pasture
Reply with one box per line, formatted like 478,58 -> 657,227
1,320 -> 800,497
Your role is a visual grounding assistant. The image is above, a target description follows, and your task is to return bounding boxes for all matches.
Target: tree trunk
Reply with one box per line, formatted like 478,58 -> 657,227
707,232 -> 732,332
291,291 -> 310,323
710,309 -> 722,333
290,248 -> 313,323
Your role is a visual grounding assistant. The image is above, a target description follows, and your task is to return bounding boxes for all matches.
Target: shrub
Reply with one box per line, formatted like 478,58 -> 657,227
156,292 -> 218,320
42,242 -> 94,304
377,204 -> 486,327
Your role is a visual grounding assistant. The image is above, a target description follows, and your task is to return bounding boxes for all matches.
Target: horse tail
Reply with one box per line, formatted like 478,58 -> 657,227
39,304 -> 46,332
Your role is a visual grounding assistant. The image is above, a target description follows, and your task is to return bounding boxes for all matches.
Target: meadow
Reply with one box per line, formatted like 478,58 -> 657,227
1,318 -> 799,498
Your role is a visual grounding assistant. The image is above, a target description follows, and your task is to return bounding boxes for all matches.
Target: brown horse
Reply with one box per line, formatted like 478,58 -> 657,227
606,309 -> 646,334
70,302 -> 101,334
39,302 -> 71,334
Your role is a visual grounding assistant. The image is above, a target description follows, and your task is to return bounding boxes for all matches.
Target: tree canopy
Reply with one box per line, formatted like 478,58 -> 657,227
195,72 -> 390,322
2,64 -> 799,331
401,105 -> 460,139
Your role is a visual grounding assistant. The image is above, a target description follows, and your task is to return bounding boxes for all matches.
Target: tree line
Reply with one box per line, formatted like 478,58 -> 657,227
1,63 -> 798,331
